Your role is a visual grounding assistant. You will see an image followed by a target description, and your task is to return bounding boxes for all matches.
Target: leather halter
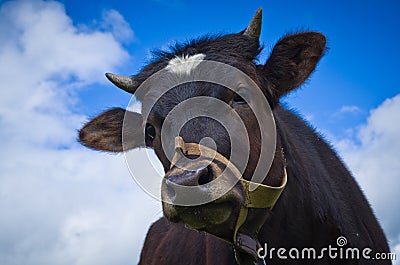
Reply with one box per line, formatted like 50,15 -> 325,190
169,136 -> 287,265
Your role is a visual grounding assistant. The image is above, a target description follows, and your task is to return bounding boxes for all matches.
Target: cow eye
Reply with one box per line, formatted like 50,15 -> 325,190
145,123 -> 156,141
231,92 -> 247,106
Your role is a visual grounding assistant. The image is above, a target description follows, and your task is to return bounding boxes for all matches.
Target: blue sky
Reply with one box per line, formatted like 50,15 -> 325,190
0,1 -> 399,264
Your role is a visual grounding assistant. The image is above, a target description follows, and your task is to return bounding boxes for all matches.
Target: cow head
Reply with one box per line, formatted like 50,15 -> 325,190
79,8 -> 326,263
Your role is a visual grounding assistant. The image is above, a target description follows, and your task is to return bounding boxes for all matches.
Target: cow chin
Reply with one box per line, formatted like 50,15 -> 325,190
163,202 -> 233,229
162,184 -> 244,241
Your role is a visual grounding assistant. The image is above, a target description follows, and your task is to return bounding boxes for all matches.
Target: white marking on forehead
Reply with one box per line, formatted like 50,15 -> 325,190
165,53 -> 206,75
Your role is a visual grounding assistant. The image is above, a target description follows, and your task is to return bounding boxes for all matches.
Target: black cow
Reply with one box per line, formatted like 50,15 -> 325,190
79,8 -> 391,265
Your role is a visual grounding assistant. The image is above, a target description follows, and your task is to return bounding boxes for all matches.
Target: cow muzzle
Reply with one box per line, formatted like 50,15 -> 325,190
161,139 -> 243,237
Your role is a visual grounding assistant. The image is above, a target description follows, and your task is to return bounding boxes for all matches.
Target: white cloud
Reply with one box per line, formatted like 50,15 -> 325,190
393,239 -> 400,265
101,9 -> 134,44
335,94 -> 400,258
0,1 -> 161,265
331,105 -> 362,120
338,105 -> 361,114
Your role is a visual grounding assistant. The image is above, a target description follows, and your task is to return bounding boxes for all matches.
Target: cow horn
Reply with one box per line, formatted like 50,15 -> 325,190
105,73 -> 138,94
243,8 -> 262,41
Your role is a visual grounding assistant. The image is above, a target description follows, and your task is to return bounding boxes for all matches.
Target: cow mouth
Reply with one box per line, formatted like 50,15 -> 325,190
162,181 -> 244,241
170,201 -> 233,229
163,199 -> 242,242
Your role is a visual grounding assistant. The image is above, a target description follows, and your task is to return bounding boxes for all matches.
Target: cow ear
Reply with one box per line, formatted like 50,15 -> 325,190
79,107 -> 144,152
263,32 -> 326,103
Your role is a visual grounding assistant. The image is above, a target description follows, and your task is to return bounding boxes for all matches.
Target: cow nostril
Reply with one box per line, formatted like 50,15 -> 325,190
197,167 -> 213,186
